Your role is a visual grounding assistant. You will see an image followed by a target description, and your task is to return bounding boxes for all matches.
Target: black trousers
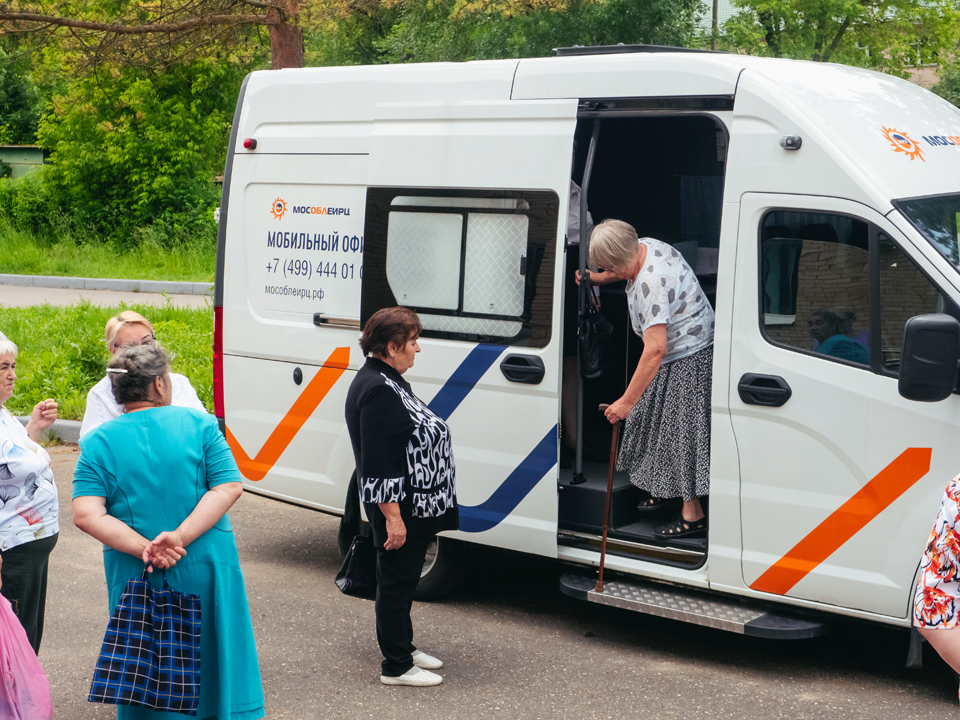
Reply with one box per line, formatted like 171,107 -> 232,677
0,533 -> 58,655
375,535 -> 430,677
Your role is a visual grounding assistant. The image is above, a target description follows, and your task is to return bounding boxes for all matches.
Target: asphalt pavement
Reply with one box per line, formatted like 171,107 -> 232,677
40,447 -> 960,719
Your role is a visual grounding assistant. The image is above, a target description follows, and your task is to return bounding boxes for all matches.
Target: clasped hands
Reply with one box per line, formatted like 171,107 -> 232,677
141,530 -> 188,572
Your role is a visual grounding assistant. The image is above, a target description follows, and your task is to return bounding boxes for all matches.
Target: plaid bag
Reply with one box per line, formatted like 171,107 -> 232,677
88,565 -> 201,716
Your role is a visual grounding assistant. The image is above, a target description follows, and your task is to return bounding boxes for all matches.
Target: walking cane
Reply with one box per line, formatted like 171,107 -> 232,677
595,403 -> 622,594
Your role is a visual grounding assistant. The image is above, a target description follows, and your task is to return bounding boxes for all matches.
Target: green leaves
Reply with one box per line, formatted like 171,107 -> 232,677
725,0 -> 960,75
34,58 -> 243,246
306,0 -> 705,66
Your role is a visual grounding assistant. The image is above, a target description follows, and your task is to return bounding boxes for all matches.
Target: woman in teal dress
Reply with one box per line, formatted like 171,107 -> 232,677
72,343 -> 265,720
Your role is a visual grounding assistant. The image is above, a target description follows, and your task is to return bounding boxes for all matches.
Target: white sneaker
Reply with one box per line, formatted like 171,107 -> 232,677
411,650 -> 443,669
380,666 -> 443,687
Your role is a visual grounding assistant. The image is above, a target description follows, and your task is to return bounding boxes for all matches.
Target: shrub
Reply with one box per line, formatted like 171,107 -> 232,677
37,60 -> 244,247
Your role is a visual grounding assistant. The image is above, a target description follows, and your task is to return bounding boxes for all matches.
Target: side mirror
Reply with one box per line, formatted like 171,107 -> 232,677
899,313 -> 960,402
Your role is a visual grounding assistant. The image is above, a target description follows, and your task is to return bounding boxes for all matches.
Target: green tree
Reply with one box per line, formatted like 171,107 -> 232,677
35,59 -> 246,244
933,61 -> 960,107
306,0 -> 705,67
0,0 -> 301,69
724,0 -> 960,75
0,48 -> 42,144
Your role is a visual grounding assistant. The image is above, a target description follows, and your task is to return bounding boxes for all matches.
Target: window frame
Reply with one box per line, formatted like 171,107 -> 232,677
362,187 -> 560,347
755,207 -> 958,380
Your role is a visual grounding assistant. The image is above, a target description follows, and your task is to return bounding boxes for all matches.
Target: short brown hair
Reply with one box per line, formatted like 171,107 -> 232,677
360,307 -> 422,357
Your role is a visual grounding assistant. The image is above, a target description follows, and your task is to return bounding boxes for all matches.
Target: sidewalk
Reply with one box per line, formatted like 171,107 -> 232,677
0,280 -> 210,308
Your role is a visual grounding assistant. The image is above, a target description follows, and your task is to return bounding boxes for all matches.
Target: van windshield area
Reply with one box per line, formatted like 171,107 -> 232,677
894,194 -> 960,267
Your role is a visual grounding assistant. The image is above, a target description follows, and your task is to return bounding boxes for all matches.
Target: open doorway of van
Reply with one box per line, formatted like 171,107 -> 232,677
557,112 -> 726,569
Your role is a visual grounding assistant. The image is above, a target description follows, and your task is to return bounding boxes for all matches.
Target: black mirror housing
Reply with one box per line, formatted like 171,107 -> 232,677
898,313 -> 960,402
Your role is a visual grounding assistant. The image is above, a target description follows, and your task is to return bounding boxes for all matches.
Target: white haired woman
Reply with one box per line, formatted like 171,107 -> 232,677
79,310 -> 206,437
0,331 -> 59,653
579,220 -> 715,538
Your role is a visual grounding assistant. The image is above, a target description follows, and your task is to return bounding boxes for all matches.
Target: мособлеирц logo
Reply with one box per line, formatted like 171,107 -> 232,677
882,127 -> 925,162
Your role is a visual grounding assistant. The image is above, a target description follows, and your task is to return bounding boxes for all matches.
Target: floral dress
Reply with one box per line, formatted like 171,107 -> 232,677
914,475 -> 960,707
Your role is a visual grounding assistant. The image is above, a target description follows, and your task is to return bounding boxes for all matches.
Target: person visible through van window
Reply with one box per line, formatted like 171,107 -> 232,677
344,307 -> 459,687
79,311 -> 207,437
580,220 -> 715,538
808,309 -> 870,365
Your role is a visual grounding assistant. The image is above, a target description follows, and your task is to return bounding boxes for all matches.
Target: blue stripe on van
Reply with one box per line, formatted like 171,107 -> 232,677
459,425 -> 558,533
427,344 -> 506,420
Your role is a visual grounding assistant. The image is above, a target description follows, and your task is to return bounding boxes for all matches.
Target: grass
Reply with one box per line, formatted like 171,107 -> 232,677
0,222 -> 216,283
0,301 -> 214,421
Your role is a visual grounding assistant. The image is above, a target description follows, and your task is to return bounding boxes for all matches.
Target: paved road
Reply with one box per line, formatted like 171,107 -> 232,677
41,447 -> 957,719
0,284 -> 209,308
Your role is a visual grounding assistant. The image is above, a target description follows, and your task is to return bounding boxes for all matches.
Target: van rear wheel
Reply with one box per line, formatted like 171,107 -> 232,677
414,536 -> 473,601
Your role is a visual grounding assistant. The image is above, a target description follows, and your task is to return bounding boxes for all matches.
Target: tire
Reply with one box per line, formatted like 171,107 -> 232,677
414,536 -> 474,601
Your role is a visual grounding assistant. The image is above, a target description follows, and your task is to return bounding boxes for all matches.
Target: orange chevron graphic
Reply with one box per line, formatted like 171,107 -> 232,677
750,447 -> 932,596
225,347 -> 350,481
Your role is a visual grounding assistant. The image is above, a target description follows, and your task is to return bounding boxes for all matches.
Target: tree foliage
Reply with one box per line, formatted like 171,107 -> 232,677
0,47 -> 41,143
32,58 -> 246,244
932,61 -> 960,109
306,0 -> 705,66
0,0 -> 297,70
724,0 -> 960,75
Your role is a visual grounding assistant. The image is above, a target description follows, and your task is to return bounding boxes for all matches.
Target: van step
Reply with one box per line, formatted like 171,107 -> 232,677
559,572 -> 829,639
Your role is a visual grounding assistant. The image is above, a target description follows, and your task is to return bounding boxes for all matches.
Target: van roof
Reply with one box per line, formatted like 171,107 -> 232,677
242,52 -> 960,205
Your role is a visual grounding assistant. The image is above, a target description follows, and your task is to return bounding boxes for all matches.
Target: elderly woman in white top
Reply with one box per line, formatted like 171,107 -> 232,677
0,332 -> 59,653
580,220 -> 715,539
80,310 -> 206,437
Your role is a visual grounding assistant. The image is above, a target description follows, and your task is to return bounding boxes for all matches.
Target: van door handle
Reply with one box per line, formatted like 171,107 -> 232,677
737,373 -> 792,407
500,354 -> 545,384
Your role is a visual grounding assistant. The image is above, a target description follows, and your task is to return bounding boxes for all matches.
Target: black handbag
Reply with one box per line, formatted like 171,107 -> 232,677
335,535 -> 377,600
578,300 -> 615,379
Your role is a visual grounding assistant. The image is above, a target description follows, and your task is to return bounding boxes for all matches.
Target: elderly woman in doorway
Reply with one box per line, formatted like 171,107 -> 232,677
345,306 -> 459,687
79,310 -> 206,438
73,343 -> 265,720
579,220 -> 715,539
0,332 -> 59,654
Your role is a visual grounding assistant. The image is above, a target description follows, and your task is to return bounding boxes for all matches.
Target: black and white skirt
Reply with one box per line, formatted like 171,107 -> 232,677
616,345 -> 713,502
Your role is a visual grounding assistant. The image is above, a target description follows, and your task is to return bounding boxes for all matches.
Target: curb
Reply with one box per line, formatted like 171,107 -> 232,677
0,274 -> 213,296
17,417 -> 82,444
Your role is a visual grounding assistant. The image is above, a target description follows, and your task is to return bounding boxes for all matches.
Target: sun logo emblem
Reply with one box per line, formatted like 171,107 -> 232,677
270,198 -> 288,220
882,127 -> 925,162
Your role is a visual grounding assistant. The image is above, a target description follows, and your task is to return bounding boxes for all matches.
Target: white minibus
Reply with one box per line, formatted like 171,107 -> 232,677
214,45 -> 960,656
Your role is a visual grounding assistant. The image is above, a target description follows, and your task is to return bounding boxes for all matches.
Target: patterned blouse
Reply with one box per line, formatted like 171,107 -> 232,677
0,407 -> 60,552
625,238 -> 716,364
915,475 -> 960,630
345,357 -> 459,540
915,476 -> 960,707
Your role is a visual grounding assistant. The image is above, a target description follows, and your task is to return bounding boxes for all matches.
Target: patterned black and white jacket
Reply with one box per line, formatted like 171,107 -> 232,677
345,357 -> 459,539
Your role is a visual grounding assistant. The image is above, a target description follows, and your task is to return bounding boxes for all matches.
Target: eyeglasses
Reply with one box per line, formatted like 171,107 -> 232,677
111,334 -> 156,350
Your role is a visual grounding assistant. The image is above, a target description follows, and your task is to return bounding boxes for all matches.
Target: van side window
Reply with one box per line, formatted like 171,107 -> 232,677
759,211 -> 872,366
363,189 -> 559,347
878,234 -> 951,373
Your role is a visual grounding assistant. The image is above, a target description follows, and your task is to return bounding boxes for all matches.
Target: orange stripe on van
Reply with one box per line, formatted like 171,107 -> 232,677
225,347 -> 350,481
749,447 -> 931,596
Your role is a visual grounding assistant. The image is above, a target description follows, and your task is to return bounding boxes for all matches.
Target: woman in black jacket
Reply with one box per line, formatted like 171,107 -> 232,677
345,306 -> 459,687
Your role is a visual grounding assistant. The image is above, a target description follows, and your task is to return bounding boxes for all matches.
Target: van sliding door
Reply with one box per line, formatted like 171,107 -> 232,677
363,98 -> 577,557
